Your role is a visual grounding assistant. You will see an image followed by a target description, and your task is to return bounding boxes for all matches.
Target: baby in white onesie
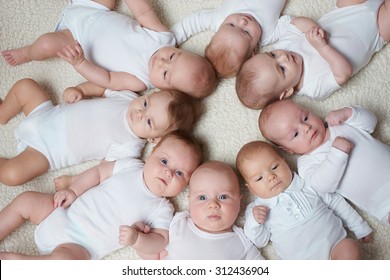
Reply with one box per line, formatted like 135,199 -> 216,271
236,0 -> 390,109
1,0 -> 217,98
160,161 -> 263,260
0,130 -> 203,260
0,78 -> 198,187
259,99 -> 390,227
236,141 -> 372,259
171,0 -> 286,77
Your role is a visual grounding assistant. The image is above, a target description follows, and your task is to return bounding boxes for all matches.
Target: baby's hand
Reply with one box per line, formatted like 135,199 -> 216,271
332,136 -> 354,154
62,87 -> 84,104
53,189 -> 77,208
306,26 -> 328,49
253,205 -> 269,224
360,233 -> 373,243
119,222 -> 151,246
325,108 -> 352,127
57,40 -> 85,66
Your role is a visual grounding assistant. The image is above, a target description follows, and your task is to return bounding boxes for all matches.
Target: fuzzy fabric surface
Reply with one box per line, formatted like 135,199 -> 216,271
1,0 -> 389,260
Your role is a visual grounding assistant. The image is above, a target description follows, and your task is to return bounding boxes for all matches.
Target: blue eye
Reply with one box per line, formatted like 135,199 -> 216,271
198,195 -> 206,201
304,115 -> 308,122
175,170 -> 183,177
219,194 -> 228,200
161,159 -> 168,165
143,100 -> 147,108
147,119 -> 151,127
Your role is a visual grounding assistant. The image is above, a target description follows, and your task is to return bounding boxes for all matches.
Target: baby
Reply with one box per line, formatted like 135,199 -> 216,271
236,141 -> 372,259
0,130 -> 203,260
1,0 -> 217,98
0,78 -> 198,186
161,161 -> 263,260
259,99 -> 390,227
171,0 -> 286,77
236,0 -> 390,109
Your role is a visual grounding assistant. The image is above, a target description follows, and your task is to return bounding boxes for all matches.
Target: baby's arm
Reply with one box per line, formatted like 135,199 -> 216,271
123,0 -> 168,32
170,10 -> 213,45
119,222 -> 168,256
320,191 -> 373,242
53,160 -> 115,208
244,204 -> 271,248
305,26 -> 352,86
62,81 -> 106,104
252,205 -> 269,224
58,41 -> 147,92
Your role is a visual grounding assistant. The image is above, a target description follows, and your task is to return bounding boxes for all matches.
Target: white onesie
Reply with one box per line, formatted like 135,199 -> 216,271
164,211 -> 263,260
56,0 -> 176,89
298,106 -> 390,223
271,0 -> 385,99
171,0 -> 286,46
34,157 -> 174,260
15,89 -> 145,170
244,173 -> 372,259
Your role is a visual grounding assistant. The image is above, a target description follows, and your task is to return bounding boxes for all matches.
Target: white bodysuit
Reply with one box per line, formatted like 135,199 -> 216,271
34,157 -> 174,260
271,0 -> 385,99
164,211 -> 263,260
171,0 -> 286,46
298,106 -> 390,223
56,0 -> 176,89
15,89 -> 145,170
244,173 -> 372,259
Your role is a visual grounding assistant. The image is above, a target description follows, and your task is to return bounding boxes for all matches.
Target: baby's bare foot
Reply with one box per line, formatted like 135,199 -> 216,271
1,47 -> 30,66
54,175 -> 76,191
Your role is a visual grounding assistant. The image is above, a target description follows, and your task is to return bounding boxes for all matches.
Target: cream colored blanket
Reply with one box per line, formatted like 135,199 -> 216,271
1,0 -> 389,259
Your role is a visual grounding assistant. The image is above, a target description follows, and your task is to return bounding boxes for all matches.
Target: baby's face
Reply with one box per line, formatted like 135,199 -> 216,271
260,100 -> 327,155
127,91 -> 174,140
215,13 -> 262,57
241,146 -> 292,199
247,50 -> 303,100
189,163 -> 241,234
143,137 -> 200,197
148,47 -> 209,97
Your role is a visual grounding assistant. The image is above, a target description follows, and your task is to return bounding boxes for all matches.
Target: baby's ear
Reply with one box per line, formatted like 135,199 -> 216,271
279,88 -> 295,100
147,137 -> 161,145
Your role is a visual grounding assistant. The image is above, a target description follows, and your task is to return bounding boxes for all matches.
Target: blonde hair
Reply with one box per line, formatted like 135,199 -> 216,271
236,141 -> 275,180
205,39 -> 250,78
153,130 -> 203,166
186,55 -> 218,99
236,60 -> 277,110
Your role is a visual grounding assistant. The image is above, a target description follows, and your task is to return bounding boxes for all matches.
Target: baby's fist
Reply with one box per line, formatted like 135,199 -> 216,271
253,205 -> 269,224
332,136 -> 354,154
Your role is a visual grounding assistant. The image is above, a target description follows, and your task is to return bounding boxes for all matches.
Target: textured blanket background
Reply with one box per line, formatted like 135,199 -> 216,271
1,0 -> 389,259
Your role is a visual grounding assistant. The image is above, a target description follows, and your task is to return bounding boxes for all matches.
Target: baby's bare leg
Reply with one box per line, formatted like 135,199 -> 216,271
54,175 -> 77,191
0,191 -> 54,241
336,0 -> 365,8
0,147 -> 50,186
93,0 -> 116,10
330,238 -> 362,260
1,29 -> 74,66
0,243 -> 90,260
0,78 -> 50,124
378,0 -> 390,42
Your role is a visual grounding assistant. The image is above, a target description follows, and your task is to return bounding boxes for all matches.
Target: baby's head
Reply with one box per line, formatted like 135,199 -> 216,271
148,46 -> 218,98
236,50 -> 303,109
258,99 -> 327,155
127,90 -> 200,142
206,13 -> 262,78
188,161 -> 242,234
236,141 -> 292,199
143,130 -> 203,198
